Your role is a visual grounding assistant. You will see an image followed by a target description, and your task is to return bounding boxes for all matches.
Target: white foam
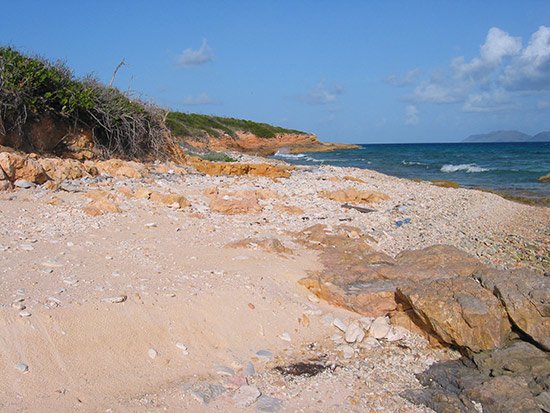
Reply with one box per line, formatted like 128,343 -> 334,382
273,151 -> 306,159
441,163 -> 489,173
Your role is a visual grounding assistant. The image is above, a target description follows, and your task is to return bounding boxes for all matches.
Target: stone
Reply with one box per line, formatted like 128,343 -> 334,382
538,173 -> 550,183
15,362 -> 29,373
397,277 -> 511,353
233,385 -> 261,407
149,191 -> 190,209
38,157 -> 91,181
225,237 -> 293,255
243,361 -> 255,377
83,198 -> 121,216
256,395 -> 283,412
95,159 -> 146,178
188,383 -> 226,405
19,310 -> 31,317
14,179 -> 34,188
319,188 -> 390,204
338,344 -> 355,359
255,350 -> 273,361
369,316 -> 391,339
332,318 -> 347,332
210,193 -> 263,215
214,365 -> 235,376
148,348 -> 158,359
101,295 -> 127,303
344,322 -> 365,343
190,158 -> 292,179
0,152 -> 49,184
476,268 -> 550,350
279,332 -> 291,342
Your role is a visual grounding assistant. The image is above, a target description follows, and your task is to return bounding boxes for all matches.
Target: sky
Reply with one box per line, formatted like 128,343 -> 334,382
1,1 -> 550,143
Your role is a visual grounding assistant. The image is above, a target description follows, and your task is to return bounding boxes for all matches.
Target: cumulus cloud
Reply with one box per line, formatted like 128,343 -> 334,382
385,69 -> 421,86
181,93 -> 221,106
404,105 -> 419,125
177,39 -> 213,67
395,26 -> 550,114
502,26 -> 550,90
295,81 -> 343,104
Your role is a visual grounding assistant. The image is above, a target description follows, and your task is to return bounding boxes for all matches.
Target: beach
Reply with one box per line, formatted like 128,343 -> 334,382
0,152 -> 548,412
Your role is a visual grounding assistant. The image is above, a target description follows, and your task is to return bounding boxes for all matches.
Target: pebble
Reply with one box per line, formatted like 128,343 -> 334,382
370,316 -> 391,339
344,322 -> 365,343
148,348 -> 158,359
332,318 -> 347,332
256,395 -> 283,412
358,317 -> 374,330
279,332 -> 291,342
63,278 -> 79,286
331,334 -> 344,345
15,362 -> 29,373
175,342 -> 189,355
255,349 -> 273,361
214,365 -> 235,376
307,294 -> 319,303
12,302 -> 26,310
20,244 -> 34,251
188,383 -> 226,405
101,295 -> 127,303
338,344 -> 355,359
233,385 -> 261,407
321,314 -> 335,326
14,179 -> 34,189
145,222 -> 157,228
19,310 -> 32,317
243,361 -> 255,377
0,245 -> 8,251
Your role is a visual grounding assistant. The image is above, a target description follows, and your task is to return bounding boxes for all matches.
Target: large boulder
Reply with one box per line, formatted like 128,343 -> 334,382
190,158 -> 292,178
0,152 -> 49,184
476,268 -> 550,350
397,277 -> 511,353
38,158 -> 93,181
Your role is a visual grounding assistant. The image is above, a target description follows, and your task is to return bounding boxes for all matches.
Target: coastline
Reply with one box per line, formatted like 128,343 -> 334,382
0,151 -> 548,411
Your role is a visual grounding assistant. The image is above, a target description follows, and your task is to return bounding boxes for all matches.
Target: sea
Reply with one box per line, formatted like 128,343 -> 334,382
272,142 -> 550,203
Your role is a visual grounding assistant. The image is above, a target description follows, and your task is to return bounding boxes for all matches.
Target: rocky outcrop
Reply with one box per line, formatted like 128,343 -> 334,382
539,173 -> 550,183
319,188 -> 390,204
225,237 -> 293,255
475,268 -> 550,350
0,152 -> 49,185
189,157 -> 293,179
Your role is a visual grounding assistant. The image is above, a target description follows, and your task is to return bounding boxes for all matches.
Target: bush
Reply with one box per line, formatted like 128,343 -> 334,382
198,151 -> 238,162
0,47 -> 170,159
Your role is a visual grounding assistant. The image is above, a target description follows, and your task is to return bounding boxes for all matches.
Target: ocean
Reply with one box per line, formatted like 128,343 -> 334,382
273,142 -> 550,203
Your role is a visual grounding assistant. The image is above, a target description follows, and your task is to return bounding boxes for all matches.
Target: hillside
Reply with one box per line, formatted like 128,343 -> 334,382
463,130 -> 550,143
166,112 -> 359,156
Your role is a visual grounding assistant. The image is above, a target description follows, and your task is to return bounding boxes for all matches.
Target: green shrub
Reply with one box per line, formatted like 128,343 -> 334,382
198,151 -> 238,162
0,47 -> 169,159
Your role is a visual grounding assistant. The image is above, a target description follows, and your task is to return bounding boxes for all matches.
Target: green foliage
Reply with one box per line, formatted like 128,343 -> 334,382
198,151 -> 238,162
166,112 -> 306,140
0,47 -> 168,159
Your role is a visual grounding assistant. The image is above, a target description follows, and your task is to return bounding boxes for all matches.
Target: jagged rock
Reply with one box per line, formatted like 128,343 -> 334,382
38,158 -> 92,181
210,192 -> 263,214
0,152 -> 49,184
397,277 -> 511,353
95,159 -> 146,178
370,316 -> 391,339
539,173 -> 550,183
149,191 -> 190,209
319,187 -> 390,204
476,268 -> 550,350
190,158 -> 292,178
274,204 -> 304,215
225,238 -> 293,255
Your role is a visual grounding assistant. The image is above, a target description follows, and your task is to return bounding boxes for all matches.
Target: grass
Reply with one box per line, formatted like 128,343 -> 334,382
166,112 -> 307,140
0,47 -> 170,159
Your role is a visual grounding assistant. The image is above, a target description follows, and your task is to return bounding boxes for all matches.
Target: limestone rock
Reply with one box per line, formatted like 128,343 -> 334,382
210,192 -> 263,214
190,158 -> 292,178
38,158 -> 92,181
149,191 -> 190,209
538,173 -> 550,183
0,152 -> 49,184
476,268 -> 550,350
95,159 -> 146,178
225,237 -> 293,255
319,188 -> 390,204
83,198 -> 121,216
370,316 -> 391,339
397,277 -> 511,353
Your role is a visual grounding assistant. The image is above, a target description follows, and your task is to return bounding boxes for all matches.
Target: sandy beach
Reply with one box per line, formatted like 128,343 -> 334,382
0,153 -> 548,412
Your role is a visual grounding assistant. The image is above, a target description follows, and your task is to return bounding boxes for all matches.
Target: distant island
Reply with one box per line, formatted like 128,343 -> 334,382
463,130 -> 550,143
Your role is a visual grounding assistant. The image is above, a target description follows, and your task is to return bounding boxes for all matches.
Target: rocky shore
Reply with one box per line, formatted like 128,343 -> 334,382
0,149 -> 548,412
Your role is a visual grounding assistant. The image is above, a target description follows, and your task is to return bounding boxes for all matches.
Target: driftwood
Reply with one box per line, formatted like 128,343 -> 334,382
341,203 -> 376,213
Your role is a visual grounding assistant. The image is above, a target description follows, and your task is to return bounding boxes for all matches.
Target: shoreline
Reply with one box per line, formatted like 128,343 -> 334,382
0,150 -> 548,411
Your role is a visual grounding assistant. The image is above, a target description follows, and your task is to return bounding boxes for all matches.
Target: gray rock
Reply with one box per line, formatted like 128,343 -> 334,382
187,383 -> 226,405
255,350 -> 273,361
233,385 -> 261,407
214,365 -> 235,376
243,361 -> 255,377
14,179 -> 34,189
15,362 -> 29,373
256,395 -> 283,412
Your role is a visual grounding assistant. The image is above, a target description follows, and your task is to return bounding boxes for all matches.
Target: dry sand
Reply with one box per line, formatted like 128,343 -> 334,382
0,157 -> 548,412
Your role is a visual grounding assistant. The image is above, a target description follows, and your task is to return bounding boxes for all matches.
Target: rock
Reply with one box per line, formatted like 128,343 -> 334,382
190,158 -> 293,179
214,365 -> 235,376
476,268 -> 550,350
19,310 -> 31,317
188,383 -> 226,405
82,193 -> 121,216
15,362 -> 29,373
149,191 -> 190,209
397,277 -> 511,353
274,204 -> 304,215
538,173 -> 550,183
145,223 -> 157,228
255,350 -> 273,361
20,244 -> 34,251
319,188 -> 390,204
175,342 -> 188,354
38,157 -> 92,181
279,332 -> 291,342
14,179 -> 34,188
307,294 -> 319,303
233,385 -> 261,407
0,152 -> 49,184
344,322 -> 365,343
358,317 -> 374,330
101,295 -> 127,303
338,344 -> 355,359
210,193 -> 263,214
244,361 -> 255,377
95,159 -> 146,178
332,318 -> 347,332
256,395 -> 283,412
369,316 -> 391,339
148,348 -> 158,359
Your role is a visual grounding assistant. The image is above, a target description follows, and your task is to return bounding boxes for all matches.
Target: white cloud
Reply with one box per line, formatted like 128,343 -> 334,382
502,26 -> 550,90
177,39 -> 213,68
462,89 -> 512,113
405,105 -> 419,125
296,81 -> 343,104
181,93 -> 221,106
385,69 -> 421,86
412,82 -> 464,104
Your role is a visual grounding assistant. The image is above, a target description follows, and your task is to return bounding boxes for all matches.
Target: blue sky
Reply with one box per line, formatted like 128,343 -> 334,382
2,1 -> 550,143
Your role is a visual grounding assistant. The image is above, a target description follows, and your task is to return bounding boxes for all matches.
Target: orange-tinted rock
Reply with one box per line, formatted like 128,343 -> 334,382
397,277 -> 511,353
343,175 -> 366,183
319,188 -> 389,204
275,204 -> 304,215
190,158 -> 292,179
95,159 -> 146,178
83,198 -> 121,216
149,191 -> 190,209
0,152 -> 49,184
38,158 -> 91,181
210,195 -> 263,214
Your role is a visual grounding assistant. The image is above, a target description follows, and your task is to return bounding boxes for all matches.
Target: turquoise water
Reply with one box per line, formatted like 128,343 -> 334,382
273,142 -> 550,201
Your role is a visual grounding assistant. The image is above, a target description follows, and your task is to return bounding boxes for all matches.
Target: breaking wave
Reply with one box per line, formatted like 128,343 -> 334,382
441,163 -> 489,173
